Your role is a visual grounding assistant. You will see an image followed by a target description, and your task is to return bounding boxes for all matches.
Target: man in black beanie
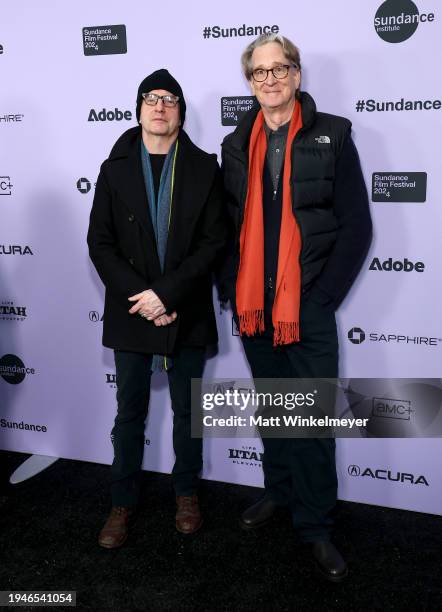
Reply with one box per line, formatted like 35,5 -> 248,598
88,69 -> 226,548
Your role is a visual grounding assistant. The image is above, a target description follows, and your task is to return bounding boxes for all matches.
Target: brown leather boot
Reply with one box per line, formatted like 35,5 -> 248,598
98,506 -> 135,549
175,495 -> 203,534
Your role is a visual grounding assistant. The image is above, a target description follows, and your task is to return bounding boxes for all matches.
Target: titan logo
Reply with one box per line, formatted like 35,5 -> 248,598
88,108 -> 132,122
77,177 -> 91,194
0,305 -> 26,316
0,301 -> 27,321
348,327 -> 365,344
348,464 -> 428,486
228,448 -> 263,462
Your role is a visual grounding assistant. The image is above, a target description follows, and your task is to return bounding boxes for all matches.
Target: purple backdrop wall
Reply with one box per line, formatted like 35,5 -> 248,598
1,0 -> 441,515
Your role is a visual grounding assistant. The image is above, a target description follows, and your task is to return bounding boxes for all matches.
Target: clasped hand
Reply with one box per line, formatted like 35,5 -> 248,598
128,290 -> 177,327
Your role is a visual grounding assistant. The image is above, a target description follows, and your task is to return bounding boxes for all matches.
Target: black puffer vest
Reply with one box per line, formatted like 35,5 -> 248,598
221,91 -> 351,293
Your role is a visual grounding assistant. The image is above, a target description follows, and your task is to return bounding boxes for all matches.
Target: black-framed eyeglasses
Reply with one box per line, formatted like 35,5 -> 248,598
142,92 -> 180,108
251,64 -> 297,82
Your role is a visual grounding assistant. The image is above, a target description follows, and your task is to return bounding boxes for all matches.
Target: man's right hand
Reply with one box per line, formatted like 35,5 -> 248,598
128,289 -> 166,319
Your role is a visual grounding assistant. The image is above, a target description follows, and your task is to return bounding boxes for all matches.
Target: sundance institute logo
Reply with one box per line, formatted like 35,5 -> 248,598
374,0 -> 435,43
0,354 -> 35,384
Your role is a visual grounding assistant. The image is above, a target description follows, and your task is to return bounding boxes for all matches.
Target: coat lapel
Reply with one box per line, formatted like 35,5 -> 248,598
111,132 -> 162,274
109,128 -> 214,279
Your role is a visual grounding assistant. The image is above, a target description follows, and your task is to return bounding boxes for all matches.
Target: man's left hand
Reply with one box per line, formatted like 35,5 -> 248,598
153,312 -> 178,327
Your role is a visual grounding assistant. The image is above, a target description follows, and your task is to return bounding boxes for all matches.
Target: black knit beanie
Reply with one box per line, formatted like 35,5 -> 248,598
136,69 -> 186,125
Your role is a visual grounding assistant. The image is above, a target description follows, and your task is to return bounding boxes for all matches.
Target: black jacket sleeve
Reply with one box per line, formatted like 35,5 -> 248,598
148,167 -> 227,312
87,162 -> 148,306
307,135 -> 373,309
214,149 -> 239,304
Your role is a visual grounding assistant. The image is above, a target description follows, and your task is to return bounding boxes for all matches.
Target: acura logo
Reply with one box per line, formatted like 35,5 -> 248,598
89,311 -> 100,322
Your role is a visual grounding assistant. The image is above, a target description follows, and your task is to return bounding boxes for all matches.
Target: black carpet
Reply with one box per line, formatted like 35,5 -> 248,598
0,450 -> 441,611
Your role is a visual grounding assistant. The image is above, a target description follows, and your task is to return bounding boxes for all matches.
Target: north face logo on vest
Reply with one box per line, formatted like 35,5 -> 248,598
88,108 -> 132,122
374,0 -> 435,43
369,257 -> 425,272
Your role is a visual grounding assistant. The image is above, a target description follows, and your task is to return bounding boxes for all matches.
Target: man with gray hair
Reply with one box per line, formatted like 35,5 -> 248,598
220,34 -> 372,581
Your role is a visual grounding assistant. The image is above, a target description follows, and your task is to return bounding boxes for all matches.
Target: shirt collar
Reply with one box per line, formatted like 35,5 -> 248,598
264,119 -> 290,139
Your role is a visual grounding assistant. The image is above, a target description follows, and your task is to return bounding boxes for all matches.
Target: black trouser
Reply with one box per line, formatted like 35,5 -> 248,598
110,346 -> 206,507
241,296 -> 339,542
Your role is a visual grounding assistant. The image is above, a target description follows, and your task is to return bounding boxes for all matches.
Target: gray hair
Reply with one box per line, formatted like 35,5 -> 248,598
241,33 -> 301,92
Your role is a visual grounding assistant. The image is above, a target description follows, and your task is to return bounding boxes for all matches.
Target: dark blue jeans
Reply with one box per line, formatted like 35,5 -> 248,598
241,297 -> 339,542
110,346 -> 205,506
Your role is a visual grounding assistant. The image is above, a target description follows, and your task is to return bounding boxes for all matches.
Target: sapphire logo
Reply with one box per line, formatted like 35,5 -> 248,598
348,327 -> 366,344
374,0 -> 435,43
347,328 -> 441,347
77,178 -> 91,194
0,114 -> 24,124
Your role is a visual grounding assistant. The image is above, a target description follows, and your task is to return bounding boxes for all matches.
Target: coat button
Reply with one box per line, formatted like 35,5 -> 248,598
128,257 -> 134,265
128,214 -> 135,222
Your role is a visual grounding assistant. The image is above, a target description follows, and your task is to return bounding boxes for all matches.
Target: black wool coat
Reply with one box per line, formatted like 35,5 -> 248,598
87,127 -> 227,354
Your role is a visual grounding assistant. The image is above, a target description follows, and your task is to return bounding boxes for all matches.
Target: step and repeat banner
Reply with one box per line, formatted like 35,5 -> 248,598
1,1 -> 441,515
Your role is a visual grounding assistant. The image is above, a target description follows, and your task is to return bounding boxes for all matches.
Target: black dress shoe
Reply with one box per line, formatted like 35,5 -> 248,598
239,496 -> 278,530
311,541 -> 348,582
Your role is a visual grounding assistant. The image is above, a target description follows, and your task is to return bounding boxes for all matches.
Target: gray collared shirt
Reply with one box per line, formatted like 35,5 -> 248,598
264,120 -> 290,193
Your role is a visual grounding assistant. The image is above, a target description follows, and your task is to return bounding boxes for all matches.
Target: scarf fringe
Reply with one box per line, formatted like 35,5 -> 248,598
239,309 -> 264,336
273,321 -> 300,346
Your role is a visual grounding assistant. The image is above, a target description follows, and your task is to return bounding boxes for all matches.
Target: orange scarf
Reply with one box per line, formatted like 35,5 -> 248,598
236,103 -> 303,346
